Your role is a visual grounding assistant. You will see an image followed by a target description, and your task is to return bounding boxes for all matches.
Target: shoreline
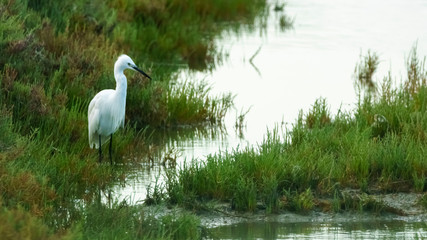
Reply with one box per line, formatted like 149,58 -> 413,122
141,191 -> 426,229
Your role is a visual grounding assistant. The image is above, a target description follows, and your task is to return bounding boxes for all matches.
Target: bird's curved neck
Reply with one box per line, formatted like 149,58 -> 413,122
114,71 -> 128,96
114,63 -> 127,93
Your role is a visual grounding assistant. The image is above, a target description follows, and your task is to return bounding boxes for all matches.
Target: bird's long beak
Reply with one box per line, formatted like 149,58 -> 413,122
132,65 -> 152,80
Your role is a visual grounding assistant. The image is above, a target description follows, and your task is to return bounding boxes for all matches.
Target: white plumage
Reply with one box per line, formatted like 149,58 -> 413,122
88,54 -> 151,163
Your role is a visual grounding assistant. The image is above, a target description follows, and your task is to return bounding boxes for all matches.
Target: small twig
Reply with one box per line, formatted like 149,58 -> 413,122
249,45 -> 262,77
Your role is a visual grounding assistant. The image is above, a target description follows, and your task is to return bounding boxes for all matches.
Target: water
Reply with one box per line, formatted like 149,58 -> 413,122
110,0 -> 427,234
206,220 -> 427,239
174,0 -> 427,161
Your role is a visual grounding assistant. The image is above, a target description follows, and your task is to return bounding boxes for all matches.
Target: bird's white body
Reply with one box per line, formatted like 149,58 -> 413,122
88,89 -> 126,149
88,55 -> 135,149
88,54 -> 150,163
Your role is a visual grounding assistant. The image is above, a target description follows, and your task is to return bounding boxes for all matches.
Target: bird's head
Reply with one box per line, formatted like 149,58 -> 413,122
116,54 -> 151,80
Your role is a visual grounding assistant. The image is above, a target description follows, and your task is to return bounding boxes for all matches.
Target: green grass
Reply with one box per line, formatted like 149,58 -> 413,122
73,202 -> 201,240
0,204 -> 59,240
163,49 -> 427,213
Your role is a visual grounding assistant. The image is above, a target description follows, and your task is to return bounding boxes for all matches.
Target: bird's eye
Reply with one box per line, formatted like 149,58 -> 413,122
127,63 -> 131,66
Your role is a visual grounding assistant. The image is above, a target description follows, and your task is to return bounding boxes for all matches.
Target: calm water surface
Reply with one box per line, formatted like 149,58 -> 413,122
110,0 -> 427,236
206,220 -> 427,239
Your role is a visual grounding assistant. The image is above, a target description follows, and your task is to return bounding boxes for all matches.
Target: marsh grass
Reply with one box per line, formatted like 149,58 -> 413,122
354,50 -> 380,99
166,80 -> 234,126
0,203 -> 60,240
72,201 -> 201,240
163,49 -> 427,214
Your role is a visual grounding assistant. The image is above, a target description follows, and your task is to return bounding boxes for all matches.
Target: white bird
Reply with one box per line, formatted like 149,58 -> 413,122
88,54 -> 151,164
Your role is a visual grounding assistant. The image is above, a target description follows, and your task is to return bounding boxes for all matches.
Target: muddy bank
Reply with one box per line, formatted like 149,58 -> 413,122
141,192 -> 426,229
201,192 -> 426,228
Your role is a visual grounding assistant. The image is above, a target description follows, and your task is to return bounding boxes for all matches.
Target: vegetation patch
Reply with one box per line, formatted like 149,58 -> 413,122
163,49 -> 427,215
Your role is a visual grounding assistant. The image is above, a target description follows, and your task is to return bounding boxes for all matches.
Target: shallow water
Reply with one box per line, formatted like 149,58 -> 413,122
206,220 -> 427,239
111,0 -> 427,203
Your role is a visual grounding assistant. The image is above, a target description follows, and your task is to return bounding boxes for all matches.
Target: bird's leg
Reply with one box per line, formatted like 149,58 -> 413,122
98,135 -> 102,163
109,134 -> 113,165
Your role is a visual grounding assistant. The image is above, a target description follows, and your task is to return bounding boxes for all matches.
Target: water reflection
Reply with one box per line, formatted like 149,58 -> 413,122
207,221 -> 427,239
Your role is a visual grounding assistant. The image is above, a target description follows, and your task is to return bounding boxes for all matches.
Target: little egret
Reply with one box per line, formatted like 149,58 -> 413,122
88,54 -> 151,164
